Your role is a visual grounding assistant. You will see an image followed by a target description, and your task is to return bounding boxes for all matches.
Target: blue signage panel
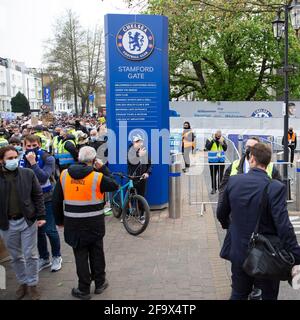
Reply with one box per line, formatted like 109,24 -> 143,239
43,86 -> 51,105
105,14 -> 170,208
89,94 -> 95,103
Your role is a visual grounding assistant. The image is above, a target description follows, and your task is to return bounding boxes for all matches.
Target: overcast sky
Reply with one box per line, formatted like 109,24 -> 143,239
0,0 -> 133,68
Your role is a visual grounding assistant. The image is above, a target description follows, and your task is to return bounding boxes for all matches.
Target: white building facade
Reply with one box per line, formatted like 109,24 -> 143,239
0,58 -> 43,113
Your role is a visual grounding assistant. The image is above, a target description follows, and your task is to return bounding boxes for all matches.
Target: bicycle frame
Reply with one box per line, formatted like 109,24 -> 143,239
111,178 -> 135,209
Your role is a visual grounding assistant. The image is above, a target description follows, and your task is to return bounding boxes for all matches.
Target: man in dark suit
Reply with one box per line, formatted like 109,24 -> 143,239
217,143 -> 300,300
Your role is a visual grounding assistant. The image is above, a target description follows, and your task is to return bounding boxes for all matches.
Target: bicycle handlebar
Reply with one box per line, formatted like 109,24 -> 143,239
112,172 -> 144,180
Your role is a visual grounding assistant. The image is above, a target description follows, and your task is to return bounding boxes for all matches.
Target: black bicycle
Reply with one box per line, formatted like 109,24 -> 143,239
111,172 -> 151,236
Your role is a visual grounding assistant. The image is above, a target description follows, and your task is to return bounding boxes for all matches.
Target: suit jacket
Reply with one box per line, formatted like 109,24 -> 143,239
217,168 -> 300,265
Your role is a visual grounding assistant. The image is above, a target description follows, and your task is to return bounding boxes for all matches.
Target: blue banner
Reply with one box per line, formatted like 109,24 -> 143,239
105,14 -> 170,208
43,86 -> 51,105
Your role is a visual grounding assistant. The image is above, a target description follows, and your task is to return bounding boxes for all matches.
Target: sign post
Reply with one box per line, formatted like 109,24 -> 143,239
105,14 -> 170,208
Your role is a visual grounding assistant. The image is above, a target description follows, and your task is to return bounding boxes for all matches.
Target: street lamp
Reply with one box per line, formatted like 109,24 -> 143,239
272,0 -> 300,196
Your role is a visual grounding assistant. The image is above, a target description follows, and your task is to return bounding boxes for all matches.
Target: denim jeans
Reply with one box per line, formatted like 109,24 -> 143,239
38,201 -> 61,260
0,218 -> 39,286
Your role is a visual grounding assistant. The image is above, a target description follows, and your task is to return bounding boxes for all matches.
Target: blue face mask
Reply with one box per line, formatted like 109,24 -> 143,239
90,136 -> 97,142
25,148 -> 39,155
15,146 -> 23,153
4,159 -> 19,171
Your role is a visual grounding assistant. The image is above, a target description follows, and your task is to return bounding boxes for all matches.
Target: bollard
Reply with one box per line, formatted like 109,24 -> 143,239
169,162 -> 182,219
297,160 -> 300,211
276,151 -> 291,201
238,135 -> 243,157
276,151 -> 284,179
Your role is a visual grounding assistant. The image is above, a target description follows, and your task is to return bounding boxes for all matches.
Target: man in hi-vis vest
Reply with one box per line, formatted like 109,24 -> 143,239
205,130 -> 228,194
53,146 -> 119,300
182,122 -> 196,173
282,127 -> 297,166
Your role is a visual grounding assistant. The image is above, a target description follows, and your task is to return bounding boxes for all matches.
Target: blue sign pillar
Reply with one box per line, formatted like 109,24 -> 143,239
105,14 -> 170,208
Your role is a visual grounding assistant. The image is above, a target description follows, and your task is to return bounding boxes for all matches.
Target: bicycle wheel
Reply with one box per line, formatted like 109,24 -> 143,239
122,194 -> 150,236
111,191 -> 122,218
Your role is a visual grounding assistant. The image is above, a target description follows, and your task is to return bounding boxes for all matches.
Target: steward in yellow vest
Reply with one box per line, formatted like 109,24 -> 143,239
219,141 -> 281,197
55,128 -> 78,171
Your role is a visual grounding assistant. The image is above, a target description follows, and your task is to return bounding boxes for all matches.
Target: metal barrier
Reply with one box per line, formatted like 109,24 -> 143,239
169,162 -> 182,219
187,156 -> 231,216
226,138 -> 241,163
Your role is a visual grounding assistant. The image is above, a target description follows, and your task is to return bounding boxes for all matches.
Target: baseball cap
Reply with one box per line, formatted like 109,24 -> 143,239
132,134 -> 144,143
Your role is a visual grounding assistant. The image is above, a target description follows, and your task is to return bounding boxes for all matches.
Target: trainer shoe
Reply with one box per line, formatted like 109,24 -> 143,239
104,207 -> 113,216
51,256 -> 63,272
38,258 -> 51,272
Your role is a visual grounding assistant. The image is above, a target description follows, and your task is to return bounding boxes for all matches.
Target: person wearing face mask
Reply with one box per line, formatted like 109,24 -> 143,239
128,135 -> 152,199
8,137 -> 23,158
19,135 -> 62,273
205,130 -> 228,194
0,146 -> 46,300
52,126 -> 62,156
182,122 -> 196,173
219,137 -> 281,197
55,127 -> 78,172
218,137 -> 281,300
217,143 -> 300,300
282,127 -> 297,167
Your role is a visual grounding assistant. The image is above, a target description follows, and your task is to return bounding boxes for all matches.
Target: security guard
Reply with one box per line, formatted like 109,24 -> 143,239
282,127 -> 297,166
182,122 -> 196,173
205,130 -> 227,194
33,126 -> 50,152
0,128 -> 9,148
55,127 -> 78,172
53,146 -> 119,300
52,126 -> 62,156
220,137 -> 281,196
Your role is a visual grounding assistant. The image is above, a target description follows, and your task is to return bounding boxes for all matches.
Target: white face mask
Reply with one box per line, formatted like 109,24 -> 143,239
4,159 -> 19,171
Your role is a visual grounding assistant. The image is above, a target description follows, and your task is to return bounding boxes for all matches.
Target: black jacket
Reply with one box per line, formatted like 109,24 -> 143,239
52,163 -> 119,248
89,137 -> 108,159
282,133 -> 297,149
63,135 -> 78,162
0,167 -> 46,231
217,168 -> 300,265
127,144 -> 152,177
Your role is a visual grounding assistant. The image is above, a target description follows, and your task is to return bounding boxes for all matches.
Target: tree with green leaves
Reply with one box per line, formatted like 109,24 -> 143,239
125,0 -> 300,101
11,92 -> 30,115
44,10 -> 104,115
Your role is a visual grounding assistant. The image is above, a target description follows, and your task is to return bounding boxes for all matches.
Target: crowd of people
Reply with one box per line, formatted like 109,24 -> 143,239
1,114 -> 300,301
0,113 -> 152,300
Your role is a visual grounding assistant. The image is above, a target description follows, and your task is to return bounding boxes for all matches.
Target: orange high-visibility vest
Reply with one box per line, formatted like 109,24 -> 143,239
60,170 -> 105,218
182,130 -> 196,149
288,132 -> 296,142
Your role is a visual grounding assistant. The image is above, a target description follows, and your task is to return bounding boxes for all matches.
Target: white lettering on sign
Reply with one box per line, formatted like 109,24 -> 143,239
118,66 -> 154,80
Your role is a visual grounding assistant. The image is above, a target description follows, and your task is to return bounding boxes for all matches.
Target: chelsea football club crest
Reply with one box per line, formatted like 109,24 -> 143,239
116,23 -> 155,61
251,108 -> 273,118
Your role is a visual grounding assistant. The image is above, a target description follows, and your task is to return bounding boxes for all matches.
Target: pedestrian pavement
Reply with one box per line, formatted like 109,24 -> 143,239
0,163 -> 231,300
1,153 -> 299,300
